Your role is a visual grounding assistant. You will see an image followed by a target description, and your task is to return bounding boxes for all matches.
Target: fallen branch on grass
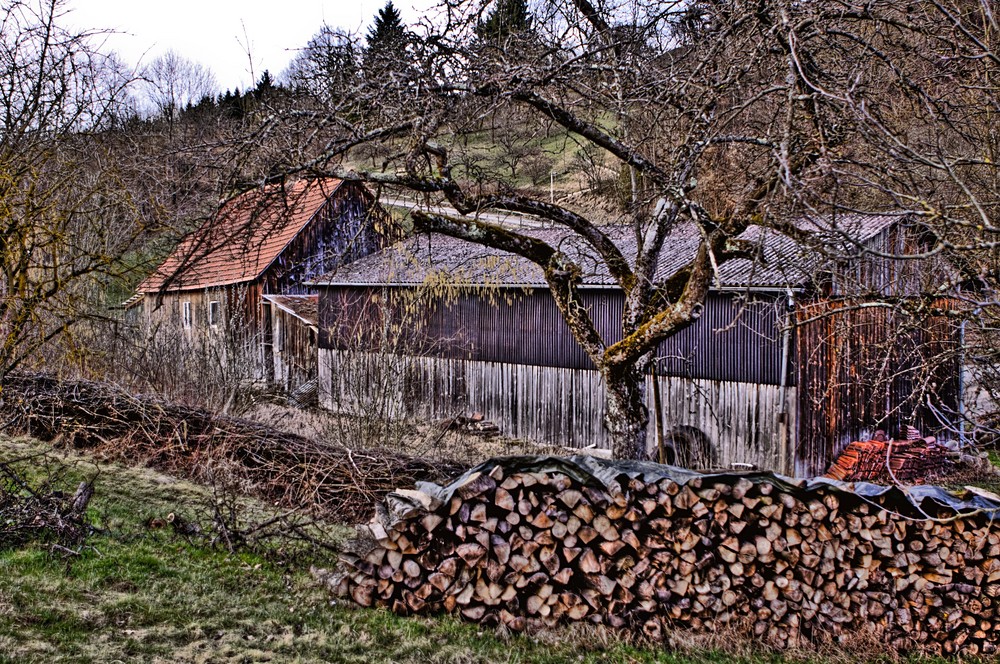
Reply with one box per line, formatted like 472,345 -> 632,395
0,458 -> 94,550
0,373 -> 465,523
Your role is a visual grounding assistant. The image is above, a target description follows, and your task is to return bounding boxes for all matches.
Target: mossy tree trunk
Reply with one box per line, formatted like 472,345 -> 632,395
602,363 -> 649,461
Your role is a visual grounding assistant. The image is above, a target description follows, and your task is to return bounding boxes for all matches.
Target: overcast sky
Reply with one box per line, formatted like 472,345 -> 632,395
67,0 -> 433,91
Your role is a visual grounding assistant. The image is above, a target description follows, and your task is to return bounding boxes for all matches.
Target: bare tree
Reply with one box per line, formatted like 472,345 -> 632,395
283,25 -> 360,106
244,0 -> 1000,459
0,0 -> 157,383
142,50 -> 218,122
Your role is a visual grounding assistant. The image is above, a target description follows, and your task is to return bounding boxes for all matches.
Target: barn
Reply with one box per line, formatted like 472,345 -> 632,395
312,212 -> 959,477
138,176 -> 393,392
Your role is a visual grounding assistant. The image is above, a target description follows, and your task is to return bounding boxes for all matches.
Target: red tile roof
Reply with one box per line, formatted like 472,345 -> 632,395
140,178 -> 345,293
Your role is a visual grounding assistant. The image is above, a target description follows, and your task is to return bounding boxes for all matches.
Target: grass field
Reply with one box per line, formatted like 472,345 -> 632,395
0,436 -> 969,663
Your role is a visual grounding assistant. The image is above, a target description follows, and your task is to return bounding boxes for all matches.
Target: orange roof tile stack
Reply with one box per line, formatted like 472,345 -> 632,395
825,438 -> 954,483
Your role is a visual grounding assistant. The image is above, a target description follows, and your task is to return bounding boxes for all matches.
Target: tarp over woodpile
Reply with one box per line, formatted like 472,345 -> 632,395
335,455 -> 1000,656
0,373 -> 465,521
422,455 -> 1000,518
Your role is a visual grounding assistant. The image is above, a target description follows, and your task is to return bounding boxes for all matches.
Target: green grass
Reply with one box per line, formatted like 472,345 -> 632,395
0,436 -> 978,663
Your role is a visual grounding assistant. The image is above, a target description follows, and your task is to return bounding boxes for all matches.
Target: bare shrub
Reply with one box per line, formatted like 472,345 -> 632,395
65,291 -> 266,415
522,152 -> 555,187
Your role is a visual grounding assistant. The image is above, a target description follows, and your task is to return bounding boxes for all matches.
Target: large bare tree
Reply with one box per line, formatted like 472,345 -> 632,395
141,50 -> 218,122
0,0 -> 157,382
254,0 -> 998,459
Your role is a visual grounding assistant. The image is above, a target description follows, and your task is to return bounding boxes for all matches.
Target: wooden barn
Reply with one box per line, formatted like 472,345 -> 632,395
138,177 -> 393,388
312,213 -> 959,477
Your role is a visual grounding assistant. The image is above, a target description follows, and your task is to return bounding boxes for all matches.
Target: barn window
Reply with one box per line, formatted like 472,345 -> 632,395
182,301 -> 192,329
208,301 -> 220,327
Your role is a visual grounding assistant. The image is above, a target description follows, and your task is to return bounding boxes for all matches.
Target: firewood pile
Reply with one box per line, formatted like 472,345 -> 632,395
332,455 -> 1000,656
1,456 -> 94,551
825,439 -> 955,483
0,374 -> 464,521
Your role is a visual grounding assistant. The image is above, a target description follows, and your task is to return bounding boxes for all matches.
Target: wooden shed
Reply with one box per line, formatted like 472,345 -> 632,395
262,294 -> 319,402
138,177 -> 393,384
312,214 -> 959,476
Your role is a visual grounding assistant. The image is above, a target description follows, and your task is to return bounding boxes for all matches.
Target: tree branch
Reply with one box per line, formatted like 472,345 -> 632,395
411,210 -> 607,361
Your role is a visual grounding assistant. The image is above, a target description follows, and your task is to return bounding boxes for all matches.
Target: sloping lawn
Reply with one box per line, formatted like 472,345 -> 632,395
0,436 -> 965,663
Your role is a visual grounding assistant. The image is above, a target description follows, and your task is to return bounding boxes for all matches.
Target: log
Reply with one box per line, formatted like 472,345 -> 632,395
332,459 -> 1000,655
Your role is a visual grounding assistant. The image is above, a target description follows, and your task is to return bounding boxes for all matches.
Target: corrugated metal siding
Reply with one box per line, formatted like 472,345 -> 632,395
794,301 -> 960,476
318,350 -> 789,470
656,294 -> 788,385
318,287 -> 788,385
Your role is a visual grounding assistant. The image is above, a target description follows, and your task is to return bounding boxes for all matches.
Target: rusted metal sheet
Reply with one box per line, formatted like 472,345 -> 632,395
794,301 -> 959,477
318,350 -> 789,471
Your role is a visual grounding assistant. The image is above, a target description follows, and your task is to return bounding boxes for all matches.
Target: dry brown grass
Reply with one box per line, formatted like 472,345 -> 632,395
246,401 -> 576,467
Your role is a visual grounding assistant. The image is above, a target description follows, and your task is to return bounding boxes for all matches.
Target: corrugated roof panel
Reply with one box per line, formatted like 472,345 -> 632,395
314,213 -> 903,290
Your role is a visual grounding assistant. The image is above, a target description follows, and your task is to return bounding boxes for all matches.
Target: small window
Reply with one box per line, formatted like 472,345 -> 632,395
182,301 -> 192,329
208,301 -> 220,327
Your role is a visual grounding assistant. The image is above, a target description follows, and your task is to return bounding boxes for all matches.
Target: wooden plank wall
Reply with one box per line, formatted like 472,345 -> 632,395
794,301 -> 959,477
262,182 -> 395,295
319,350 -> 791,472
271,308 -> 318,394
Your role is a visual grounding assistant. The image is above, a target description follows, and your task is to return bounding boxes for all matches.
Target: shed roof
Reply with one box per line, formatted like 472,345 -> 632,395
263,294 -> 319,328
312,213 -> 904,290
140,178 -> 346,293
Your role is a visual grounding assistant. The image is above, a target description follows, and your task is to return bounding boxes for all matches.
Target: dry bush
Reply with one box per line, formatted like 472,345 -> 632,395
0,451 -> 95,553
61,301 -> 266,416
0,373 -> 463,522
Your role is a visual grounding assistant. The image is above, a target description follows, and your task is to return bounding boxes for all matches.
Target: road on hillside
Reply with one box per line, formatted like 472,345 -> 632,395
377,195 -> 552,230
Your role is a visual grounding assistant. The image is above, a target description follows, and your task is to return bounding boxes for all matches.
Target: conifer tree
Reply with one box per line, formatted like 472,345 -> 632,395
364,2 -> 409,70
476,0 -> 534,43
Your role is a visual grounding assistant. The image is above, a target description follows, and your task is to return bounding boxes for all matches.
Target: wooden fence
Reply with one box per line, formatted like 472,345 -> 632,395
319,350 -> 792,473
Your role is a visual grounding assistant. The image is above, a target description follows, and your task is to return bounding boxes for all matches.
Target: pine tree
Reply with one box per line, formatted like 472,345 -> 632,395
476,0 -> 534,43
362,1 -> 413,100
364,2 -> 408,65
252,70 -> 278,101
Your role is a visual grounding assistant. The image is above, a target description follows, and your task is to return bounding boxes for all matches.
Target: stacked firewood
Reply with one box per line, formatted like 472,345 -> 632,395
333,456 -> 1000,656
825,439 -> 954,483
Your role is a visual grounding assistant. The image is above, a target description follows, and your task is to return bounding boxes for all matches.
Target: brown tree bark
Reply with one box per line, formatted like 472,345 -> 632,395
601,364 -> 649,460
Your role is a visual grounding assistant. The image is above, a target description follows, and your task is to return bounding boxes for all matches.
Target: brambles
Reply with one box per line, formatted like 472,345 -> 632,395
0,373 -> 465,522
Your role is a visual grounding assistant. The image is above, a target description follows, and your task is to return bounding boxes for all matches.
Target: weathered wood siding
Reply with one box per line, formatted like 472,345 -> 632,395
794,301 -> 959,477
260,182 -> 395,295
143,285 -> 270,380
270,308 -> 318,394
319,350 -> 791,472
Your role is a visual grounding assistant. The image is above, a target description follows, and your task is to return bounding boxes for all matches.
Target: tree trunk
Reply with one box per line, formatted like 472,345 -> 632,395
602,364 -> 649,460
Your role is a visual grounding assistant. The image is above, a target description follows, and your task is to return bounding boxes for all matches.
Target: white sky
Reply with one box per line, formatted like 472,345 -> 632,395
67,0 -> 433,91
